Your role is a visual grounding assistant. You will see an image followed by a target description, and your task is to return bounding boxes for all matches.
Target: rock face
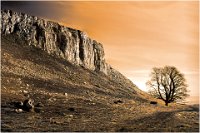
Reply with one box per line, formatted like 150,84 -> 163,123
1,9 -> 137,88
1,9 -> 107,74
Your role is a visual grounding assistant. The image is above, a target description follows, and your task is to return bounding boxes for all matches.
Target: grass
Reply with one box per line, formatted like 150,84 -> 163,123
1,35 -> 199,132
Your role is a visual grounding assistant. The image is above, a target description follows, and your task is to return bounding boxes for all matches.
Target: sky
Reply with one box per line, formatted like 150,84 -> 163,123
2,1 -> 199,103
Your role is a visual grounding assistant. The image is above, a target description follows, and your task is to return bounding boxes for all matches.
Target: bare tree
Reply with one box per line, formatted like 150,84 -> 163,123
146,66 -> 189,106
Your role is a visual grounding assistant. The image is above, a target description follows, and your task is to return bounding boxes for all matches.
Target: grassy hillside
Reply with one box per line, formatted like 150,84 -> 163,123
1,35 -> 199,132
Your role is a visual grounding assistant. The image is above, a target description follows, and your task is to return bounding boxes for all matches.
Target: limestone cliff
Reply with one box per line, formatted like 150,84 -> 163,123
1,9 -> 108,73
1,9 -> 138,90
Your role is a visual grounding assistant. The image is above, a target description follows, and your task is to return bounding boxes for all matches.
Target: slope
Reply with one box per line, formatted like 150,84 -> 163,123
2,33 -> 199,132
1,34 -> 148,131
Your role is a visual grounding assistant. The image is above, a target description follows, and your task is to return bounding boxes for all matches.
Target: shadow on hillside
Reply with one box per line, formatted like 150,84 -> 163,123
116,108 -> 199,132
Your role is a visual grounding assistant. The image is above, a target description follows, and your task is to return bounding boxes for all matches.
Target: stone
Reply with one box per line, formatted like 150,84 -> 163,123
23,90 -> 28,94
64,93 -> 68,96
14,101 -> 24,109
22,90 -> 29,98
15,108 -> 23,113
150,101 -> 157,104
114,100 -> 123,104
69,115 -> 73,118
68,107 -> 75,112
118,127 -> 129,132
23,98 -> 34,112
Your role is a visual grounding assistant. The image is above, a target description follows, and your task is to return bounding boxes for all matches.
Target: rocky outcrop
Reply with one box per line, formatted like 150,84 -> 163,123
1,9 -> 137,89
1,9 -> 107,74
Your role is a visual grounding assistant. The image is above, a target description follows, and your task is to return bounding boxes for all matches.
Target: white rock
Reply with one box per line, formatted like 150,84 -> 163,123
23,90 -> 28,94
15,109 -> 23,113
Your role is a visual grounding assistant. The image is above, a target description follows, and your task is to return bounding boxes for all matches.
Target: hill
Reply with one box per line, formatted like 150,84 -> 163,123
1,9 -> 199,132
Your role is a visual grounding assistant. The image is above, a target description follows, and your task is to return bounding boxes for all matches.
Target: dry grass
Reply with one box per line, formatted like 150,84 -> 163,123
1,35 -> 199,132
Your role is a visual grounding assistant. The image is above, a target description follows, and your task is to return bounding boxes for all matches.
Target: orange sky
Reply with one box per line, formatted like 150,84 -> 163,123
3,1 -> 199,102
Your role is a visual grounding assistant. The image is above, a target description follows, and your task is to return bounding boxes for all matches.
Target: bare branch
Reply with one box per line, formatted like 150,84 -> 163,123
147,66 -> 189,106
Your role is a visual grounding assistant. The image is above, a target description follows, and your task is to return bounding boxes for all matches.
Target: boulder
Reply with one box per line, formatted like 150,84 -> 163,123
23,99 -> 34,112
64,93 -> 68,96
150,101 -> 157,105
14,101 -> 23,109
68,107 -> 75,112
114,100 -> 123,104
15,109 -> 23,113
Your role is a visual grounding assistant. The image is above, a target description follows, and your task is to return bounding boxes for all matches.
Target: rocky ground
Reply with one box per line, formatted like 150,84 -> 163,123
1,35 -> 199,132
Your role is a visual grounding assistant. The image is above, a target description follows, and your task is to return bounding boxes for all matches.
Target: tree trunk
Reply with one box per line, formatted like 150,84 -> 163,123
165,101 -> 168,106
